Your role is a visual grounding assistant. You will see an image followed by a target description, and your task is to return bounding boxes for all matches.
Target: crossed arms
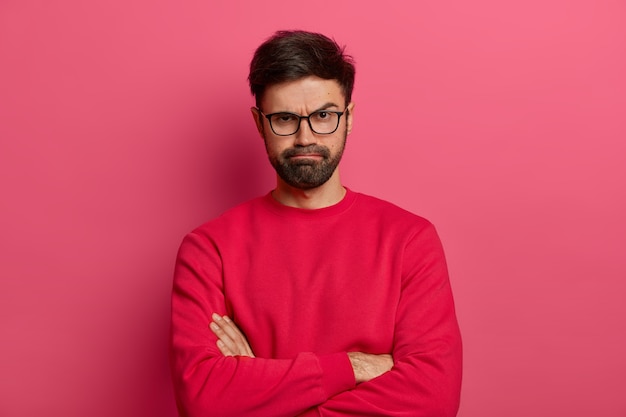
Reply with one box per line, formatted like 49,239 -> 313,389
170,222 -> 462,416
172,288 -> 461,417
210,313 -> 393,384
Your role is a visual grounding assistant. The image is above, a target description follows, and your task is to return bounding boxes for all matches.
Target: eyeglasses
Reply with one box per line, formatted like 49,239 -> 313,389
258,108 -> 348,136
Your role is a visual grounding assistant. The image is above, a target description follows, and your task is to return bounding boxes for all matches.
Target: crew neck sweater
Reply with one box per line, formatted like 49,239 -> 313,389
170,188 -> 462,416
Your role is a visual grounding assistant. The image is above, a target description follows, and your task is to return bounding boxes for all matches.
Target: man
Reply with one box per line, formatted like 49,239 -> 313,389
170,30 -> 462,416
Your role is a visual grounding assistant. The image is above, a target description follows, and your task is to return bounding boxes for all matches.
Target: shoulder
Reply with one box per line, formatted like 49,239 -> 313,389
349,190 -> 444,254
352,191 -> 433,228
188,194 -> 270,239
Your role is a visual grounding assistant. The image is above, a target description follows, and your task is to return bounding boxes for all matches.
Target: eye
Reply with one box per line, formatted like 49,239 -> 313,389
313,111 -> 330,120
272,113 -> 298,124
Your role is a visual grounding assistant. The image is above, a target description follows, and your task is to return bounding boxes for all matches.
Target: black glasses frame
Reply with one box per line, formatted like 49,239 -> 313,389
257,108 -> 348,136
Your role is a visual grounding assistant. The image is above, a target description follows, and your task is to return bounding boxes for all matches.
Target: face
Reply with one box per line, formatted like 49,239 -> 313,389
253,76 -> 354,190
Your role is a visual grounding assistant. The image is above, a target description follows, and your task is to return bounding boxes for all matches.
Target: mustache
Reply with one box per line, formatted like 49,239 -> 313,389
282,145 -> 330,158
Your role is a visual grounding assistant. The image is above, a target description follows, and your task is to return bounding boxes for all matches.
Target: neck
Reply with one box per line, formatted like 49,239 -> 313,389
272,171 -> 346,209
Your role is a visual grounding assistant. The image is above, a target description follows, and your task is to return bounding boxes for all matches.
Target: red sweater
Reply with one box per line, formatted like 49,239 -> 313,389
170,189 -> 462,416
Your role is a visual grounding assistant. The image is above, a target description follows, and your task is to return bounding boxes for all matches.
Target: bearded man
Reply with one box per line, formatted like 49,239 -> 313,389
170,30 -> 462,417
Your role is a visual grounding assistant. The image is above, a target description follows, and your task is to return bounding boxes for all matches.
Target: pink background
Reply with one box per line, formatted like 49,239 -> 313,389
1,1 -> 625,416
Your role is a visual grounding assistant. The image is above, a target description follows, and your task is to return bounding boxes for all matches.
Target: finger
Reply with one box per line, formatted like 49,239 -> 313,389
222,316 -> 255,357
210,314 -> 254,357
209,322 -> 233,355
216,316 -> 249,351
209,319 -> 239,354
216,339 -> 233,356
222,316 -> 245,337
216,315 -> 245,342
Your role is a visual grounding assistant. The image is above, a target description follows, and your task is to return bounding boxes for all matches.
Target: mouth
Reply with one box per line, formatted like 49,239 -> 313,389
283,146 -> 329,161
289,154 -> 323,159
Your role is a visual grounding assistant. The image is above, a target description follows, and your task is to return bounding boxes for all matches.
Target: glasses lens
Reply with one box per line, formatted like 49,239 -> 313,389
309,111 -> 340,134
269,113 -> 299,135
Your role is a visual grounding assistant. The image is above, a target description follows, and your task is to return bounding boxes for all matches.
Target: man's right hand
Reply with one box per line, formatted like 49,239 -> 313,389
210,313 -> 256,357
347,352 -> 394,384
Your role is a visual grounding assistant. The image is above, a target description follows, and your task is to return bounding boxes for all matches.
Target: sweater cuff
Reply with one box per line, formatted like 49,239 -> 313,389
317,352 -> 356,399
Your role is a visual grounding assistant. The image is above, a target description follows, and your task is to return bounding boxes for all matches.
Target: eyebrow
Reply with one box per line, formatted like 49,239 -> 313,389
272,102 -> 341,115
314,102 -> 341,112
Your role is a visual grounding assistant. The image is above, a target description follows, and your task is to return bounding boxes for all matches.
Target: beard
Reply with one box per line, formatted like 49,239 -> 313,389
266,134 -> 346,190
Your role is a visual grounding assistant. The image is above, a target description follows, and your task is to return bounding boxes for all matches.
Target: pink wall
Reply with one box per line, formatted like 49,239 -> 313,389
1,1 -> 625,416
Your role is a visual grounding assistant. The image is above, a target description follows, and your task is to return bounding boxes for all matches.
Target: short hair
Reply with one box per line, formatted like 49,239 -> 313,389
248,30 -> 355,107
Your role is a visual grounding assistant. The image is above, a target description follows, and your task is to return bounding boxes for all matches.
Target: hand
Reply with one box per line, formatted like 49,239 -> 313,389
209,313 -> 255,357
347,352 -> 393,384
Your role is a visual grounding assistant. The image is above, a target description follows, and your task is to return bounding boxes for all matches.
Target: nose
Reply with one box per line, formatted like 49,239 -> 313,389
293,117 -> 316,146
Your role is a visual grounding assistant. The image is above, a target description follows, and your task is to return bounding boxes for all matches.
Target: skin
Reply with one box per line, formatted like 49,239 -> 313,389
210,76 -> 394,384
252,76 -> 353,210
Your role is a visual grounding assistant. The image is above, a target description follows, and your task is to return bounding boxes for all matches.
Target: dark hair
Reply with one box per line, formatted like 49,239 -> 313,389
248,30 -> 355,107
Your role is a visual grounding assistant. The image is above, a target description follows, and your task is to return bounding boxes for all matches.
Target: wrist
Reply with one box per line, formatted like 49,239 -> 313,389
317,352 -> 357,395
347,352 -> 365,383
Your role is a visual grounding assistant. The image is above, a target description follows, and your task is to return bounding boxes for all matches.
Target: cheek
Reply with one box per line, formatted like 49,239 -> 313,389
265,140 -> 288,157
328,135 -> 346,151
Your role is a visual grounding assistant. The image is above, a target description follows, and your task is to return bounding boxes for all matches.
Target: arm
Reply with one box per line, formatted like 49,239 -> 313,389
299,223 -> 463,417
209,314 -> 394,383
207,223 -> 462,416
170,232 -> 356,417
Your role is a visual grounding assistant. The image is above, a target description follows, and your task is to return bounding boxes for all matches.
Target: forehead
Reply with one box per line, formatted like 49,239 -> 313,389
260,76 -> 345,112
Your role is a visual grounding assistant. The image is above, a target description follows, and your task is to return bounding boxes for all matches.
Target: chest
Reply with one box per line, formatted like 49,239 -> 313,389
220,228 -> 404,357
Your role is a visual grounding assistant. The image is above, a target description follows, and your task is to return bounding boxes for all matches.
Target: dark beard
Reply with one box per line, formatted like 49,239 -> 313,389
268,141 -> 345,190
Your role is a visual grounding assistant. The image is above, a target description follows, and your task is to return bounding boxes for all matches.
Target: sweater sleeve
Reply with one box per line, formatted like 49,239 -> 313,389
170,232 -> 356,417
297,223 -> 463,417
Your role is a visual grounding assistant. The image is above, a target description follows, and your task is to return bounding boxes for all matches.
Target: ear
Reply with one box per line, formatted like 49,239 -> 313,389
345,102 -> 355,135
250,107 -> 264,137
